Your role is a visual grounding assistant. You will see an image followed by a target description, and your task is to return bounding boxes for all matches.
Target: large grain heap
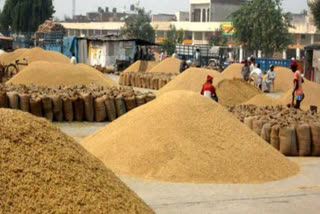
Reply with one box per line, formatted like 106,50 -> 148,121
221,63 -> 244,79
0,109 -> 154,214
124,60 -> 159,73
148,57 -> 181,74
273,67 -> 295,92
0,47 -> 70,66
244,94 -> 280,106
157,67 -> 221,96
216,79 -> 262,106
81,91 -> 299,184
7,61 -> 117,87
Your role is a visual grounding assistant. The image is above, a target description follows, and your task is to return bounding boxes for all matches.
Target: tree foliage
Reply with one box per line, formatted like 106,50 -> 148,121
120,7 -> 155,43
231,0 -> 292,56
309,0 -> 320,30
0,0 -> 55,32
209,26 -> 228,46
161,25 -> 184,55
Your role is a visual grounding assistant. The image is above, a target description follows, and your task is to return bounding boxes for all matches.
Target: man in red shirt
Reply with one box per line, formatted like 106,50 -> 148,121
291,61 -> 304,109
201,75 -> 218,102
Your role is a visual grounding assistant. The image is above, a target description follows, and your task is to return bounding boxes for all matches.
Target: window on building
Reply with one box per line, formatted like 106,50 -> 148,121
207,9 -> 210,22
301,34 -> 306,40
194,9 -> 201,22
184,31 -> 192,40
202,9 -> 206,22
195,32 -> 202,40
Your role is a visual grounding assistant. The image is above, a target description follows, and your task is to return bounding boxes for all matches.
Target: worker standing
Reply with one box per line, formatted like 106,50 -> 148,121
241,60 -> 250,81
195,49 -> 201,68
70,53 -> 77,64
291,61 -> 304,109
263,65 -> 276,93
249,64 -> 263,90
201,75 -> 218,102
179,56 -> 189,73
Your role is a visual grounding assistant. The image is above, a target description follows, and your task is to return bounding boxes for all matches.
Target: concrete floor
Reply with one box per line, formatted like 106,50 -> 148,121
56,122 -> 320,214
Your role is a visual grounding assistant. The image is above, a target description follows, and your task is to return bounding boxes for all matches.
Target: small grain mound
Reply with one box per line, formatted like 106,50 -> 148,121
124,60 -> 159,73
157,67 -> 222,96
0,47 -> 70,66
147,57 -> 181,74
81,91 -> 299,184
274,67 -> 294,92
0,109 -> 154,214
7,61 -> 117,87
222,63 -> 244,79
244,94 -> 280,106
280,79 -> 320,110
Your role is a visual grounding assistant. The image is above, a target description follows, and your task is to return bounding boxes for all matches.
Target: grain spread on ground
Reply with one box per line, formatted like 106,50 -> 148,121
222,63 -> 244,79
0,47 -> 70,67
124,60 -> 159,73
157,67 -> 222,96
147,57 -> 181,74
7,61 -> 117,87
0,109 -> 154,214
81,91 -> 299,184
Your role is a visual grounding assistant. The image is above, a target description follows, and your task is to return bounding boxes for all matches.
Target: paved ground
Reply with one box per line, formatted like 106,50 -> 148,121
56,122 -> 320,214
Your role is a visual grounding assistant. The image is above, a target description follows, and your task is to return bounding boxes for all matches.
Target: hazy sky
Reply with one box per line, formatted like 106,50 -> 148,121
0,0 -> 309,19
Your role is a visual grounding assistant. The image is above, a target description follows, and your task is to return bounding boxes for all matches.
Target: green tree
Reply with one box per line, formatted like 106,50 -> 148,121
161,25 -> 184,55
230,0 -> 292,57
309,0 -> 320,30
0,0 -> 55,32
120,7 -> 155,43
209,26 -> 228,46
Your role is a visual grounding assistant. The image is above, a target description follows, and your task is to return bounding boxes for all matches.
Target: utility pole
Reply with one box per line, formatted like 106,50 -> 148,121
72,0 -> 76,18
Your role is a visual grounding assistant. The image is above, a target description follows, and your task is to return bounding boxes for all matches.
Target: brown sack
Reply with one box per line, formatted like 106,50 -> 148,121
72,97 -> 84,121
62,97 -> 74,122
310,122 -> 320,156
252,119 -> 263,136
94,96 -> 107,122
270,125 -> 280,150
145,93 -> 156,102
119,73 -> 125,85
261,123 -> 271,143
135,95 -> 146,106
115,95 -> 127,117
296,124 -> 311,156
279,126 -> 298,156
244,117 -> 254,130
30,97 -> 43,117
81,93 -> 94,122
0,91 -> 8,108
51,95 -> 63,122
124,96 -> 137,111
104,96 -> 117,122
7,91 -> 19,109
19,94 -> 30,112
41,96 -> 53,121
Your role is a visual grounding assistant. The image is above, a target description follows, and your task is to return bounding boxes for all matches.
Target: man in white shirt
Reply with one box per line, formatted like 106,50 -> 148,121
263,65 -> 276,93
70,53 -> 77,64
250,63 -> 263,90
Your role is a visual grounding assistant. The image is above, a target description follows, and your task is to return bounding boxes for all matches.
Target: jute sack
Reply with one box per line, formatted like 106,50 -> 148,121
129,73 -> 135,86
279,126 -> 298,156
30,97 -> 43,117
124,96 -> 137,111
244,117 -> 254,130
296,124 -> 311,156
50,95 -> 63,122
19,94 -> 30,112
252,118 -> 264,136
310,122 -> 320,156
135,95 -> 146,106
72,97 -> 84,121
115,95 -> 127,117
119,73 -> 125,85
270,125 -> 280,150
81,93 -> 94,122
62,97 -> 74,122
104,96 -> 117,122
41,96 -> 53,121
261,123 -> 271,143
94,96 -> 107,122
7,91 -> 19,109
0,91 -> 8,108
145,93 -> 156,102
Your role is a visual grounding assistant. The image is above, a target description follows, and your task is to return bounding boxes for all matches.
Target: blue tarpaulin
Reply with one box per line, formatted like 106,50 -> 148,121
256,58 -> 291,72
63,37 -> 78,61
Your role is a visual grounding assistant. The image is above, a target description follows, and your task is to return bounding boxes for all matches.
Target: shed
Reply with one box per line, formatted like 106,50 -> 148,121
304,43 -> 320,83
